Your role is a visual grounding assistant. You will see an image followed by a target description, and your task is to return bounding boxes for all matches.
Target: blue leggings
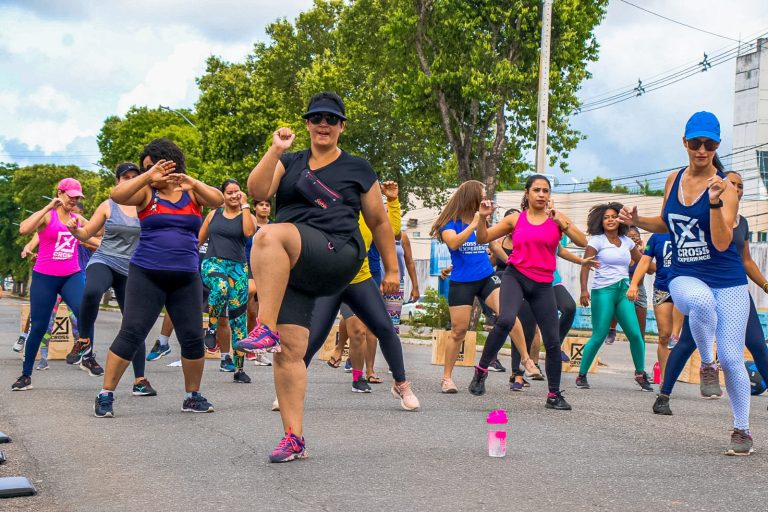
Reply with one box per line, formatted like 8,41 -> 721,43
662,295 -> 768,396
23,271 -> 85,376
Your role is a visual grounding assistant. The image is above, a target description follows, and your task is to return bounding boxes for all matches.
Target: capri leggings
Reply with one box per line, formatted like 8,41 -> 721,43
668,276 -> 750,430
479,266 -> 562,393
303,277 -> 407,382
79,262 -> 145,378
23,271 -> 85,376
579,280 -> 646,374
201,257 -> 248,370
110,263 -> 204,362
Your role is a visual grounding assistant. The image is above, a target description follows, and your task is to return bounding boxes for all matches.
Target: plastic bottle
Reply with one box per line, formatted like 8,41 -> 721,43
486,409 -> 508,457
653,361 -> 661,385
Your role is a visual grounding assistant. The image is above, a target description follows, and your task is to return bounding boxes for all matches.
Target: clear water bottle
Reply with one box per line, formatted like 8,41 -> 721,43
486,409 -> 508,457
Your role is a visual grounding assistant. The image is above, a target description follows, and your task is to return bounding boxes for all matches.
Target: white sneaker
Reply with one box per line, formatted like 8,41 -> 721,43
271,398 -> 280,412
12,336 -> 25,353
253,353 -> 272,366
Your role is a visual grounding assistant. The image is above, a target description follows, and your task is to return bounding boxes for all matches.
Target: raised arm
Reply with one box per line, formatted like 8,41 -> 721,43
476,200 -> 516,244
239,193 -> 256,238
248,128 -> 292,201
110,161 -> 177,207
67,200 -> 109,242
441,215 -> 480,251
707,176 -> 738,252
361,181 -> 399,295
198,211 -> 215,248
619,172 -> 676,234
381,181 -> 402,237
19,197 -> 61,236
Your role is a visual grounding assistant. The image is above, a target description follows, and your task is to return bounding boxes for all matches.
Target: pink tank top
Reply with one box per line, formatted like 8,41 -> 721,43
33,210 -> 81,276
507,210 -> 561,283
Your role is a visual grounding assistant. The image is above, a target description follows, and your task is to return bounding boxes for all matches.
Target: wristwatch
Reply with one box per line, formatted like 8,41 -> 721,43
709,200 -> 723,209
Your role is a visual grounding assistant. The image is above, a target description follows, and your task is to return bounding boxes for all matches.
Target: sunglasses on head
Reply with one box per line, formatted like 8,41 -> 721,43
307,113 -> 341,126
686,138 -> 719,151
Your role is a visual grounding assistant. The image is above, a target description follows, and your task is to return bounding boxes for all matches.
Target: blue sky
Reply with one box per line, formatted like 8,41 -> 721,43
0,0 -> 765,187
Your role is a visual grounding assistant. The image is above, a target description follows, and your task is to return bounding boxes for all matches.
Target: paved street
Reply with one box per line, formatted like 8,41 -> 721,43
1,298 -> 768,512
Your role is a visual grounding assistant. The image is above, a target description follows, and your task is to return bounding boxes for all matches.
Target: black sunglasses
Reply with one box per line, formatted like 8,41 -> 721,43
686,138 -> 719,151
307,113 -> 341,126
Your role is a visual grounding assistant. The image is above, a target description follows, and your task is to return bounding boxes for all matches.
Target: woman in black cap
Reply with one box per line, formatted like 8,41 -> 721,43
238,91 -> 408,463
66,162 -> 156,396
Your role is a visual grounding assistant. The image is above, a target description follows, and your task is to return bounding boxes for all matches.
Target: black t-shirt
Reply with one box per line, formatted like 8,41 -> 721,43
733,215 -> 749,257
277,149 -> 377,256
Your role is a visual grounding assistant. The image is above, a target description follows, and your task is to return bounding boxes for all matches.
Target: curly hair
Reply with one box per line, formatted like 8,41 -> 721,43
586,202 -> 628,236
139,138 -> 186,174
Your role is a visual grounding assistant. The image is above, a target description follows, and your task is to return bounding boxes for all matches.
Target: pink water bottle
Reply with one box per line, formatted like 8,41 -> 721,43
486,409 -> 508,457
653,361 -> 661,385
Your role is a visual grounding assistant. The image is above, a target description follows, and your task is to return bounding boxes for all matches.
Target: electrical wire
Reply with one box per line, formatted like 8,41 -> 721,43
617,0 -> 741,42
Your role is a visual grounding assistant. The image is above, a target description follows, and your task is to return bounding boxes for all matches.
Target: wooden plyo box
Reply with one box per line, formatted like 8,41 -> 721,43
317,325 -> 350,362
430,329 -> 476,367
19,303 -> 75,360
561,337 -> 598,374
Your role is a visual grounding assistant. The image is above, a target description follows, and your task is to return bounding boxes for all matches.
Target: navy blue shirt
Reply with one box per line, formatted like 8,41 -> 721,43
644,233 -> 673,292
439,220 -> 494,283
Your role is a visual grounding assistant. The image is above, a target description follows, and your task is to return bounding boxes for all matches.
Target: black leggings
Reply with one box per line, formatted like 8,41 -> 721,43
554,285 -> 577,344
303,277 -> 406,382
80,263 -> 145,377
110,264 -> 204,361
479,266 -> 562,393
510,301 -> 537,376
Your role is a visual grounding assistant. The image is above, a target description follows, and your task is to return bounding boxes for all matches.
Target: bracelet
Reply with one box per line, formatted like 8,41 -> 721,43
240,204 -> 250,210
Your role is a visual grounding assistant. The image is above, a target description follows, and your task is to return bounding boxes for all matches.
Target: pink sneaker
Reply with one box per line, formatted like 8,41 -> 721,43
234,322 -> 281,354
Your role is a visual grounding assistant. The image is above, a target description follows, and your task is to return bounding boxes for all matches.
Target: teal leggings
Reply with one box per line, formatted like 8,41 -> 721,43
579,279 -> 645,374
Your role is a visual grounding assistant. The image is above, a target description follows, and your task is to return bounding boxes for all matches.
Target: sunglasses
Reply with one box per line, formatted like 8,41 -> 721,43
686,138 -> 719,151
307,113 -> 341,126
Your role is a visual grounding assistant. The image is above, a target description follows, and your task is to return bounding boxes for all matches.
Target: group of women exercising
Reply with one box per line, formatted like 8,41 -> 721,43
10,97 -> 765,460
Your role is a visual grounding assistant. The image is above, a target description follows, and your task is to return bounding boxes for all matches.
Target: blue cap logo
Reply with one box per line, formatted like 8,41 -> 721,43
684,111 -> 720,142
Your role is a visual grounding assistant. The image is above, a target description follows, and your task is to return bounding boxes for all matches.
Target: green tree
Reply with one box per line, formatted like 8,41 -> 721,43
587,176 -> 613,193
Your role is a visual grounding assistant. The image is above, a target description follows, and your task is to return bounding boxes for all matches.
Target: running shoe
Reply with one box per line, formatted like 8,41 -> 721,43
391,381 -> 420,411
181,392 -> 214,413
146,340 -> 171,361
545,391 -> 572,410
726,429 -> 754,456
80,355 -> 104,377
219,355 -> 235,373
440,378 -> 458,394
522,378 -> 530,388
510,379 -> 524,392
132,378 -> 157,396
94,392 -> 114,418
468,366 -> 488,396
252,353 -> 272,366
36,358 -> 49,371
635,371 -> 654,392
667,334 -> 679,350
344,359 -> 352,373
604,328 -> 616,345
269,430 -> 307,463
527,364 -> 545,381
488,359 -> 506,372
203,327 -> 218,353
352,376 -> 372,393
271,398 -> 280,411
234,322 -> 281,354
233,369 -> 251,384
575,374 -> 590,389
560,350 -> 570,363
653,394 -> 672,415
700,364 -> 722,399
12,335 -> 25,353
11,375 -> 32,391
66,337 -> 92,365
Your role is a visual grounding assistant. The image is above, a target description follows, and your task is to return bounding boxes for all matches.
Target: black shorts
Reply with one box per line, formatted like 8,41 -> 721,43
448,274 -> 501,307
277,224 -> 364,328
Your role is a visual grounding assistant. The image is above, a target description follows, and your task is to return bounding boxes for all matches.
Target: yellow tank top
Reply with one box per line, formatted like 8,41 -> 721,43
350,198 -> 401,284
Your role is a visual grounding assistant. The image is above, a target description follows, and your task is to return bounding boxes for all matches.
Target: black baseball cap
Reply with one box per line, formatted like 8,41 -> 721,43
115,162 -> 140,178
302,92 -> 347,121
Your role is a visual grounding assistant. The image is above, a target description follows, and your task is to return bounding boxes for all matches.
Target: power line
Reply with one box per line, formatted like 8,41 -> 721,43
618,0 -> 741,42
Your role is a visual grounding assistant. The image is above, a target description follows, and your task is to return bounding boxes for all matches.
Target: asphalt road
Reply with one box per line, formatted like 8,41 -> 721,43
1,298 -> 767,512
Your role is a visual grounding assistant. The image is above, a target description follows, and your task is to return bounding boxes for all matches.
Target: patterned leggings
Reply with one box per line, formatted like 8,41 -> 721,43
201,257 -> 248,370
669,276 -> 750,430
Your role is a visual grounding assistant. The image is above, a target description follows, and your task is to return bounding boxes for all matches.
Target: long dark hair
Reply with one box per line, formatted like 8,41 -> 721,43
520,174 -> 551,210
430,180 -> 485,241
586,202 -> 628,236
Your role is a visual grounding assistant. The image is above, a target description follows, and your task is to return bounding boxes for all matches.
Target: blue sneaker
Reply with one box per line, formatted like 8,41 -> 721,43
234,322 -> 281,354
94,392 -> 114,418
510,379 -> 525,392
181,392 -> 214,413
147,340 -> 171,361
560,350 -> 570,363
219,355 -> 235,373
269,430 -> 307,463
344,359 -> 353,373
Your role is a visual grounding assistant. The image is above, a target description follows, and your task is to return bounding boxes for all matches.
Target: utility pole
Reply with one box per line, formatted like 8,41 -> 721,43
534,0 -> 553,175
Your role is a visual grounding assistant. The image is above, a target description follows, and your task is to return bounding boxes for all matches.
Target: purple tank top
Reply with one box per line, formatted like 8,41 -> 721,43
33,210 -> 81,276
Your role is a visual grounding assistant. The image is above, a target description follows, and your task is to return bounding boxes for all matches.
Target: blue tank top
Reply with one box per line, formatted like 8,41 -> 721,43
132,190 -> 202,272
662,168 -> 746,288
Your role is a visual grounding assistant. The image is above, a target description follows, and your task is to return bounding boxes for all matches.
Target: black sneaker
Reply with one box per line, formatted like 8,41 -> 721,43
203,327 -> 217,352
80,355 -> 104,376
352,376 -> 372,393
468,366 -> 488,396
233,369 -> 251,384
545,391 -> 572,410
635,371 -> 654,392
11,375 -> 32,391
94,392 -> 114,418
575,374 -> 590,389
181,392 -> 214,413
488,359 -> 506,372
653,394 -> 672,415
132,378 -> 157,396
66,337 -> 92,365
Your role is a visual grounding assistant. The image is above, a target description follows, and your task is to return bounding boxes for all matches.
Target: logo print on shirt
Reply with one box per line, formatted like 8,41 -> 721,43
662,240 -> 672,268
668,213 -> 710,262
53,231 -> 77,261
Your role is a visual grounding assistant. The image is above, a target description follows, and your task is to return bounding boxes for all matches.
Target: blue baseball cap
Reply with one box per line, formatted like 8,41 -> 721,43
684,111 -> 720,142
302,92 -> 347,120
